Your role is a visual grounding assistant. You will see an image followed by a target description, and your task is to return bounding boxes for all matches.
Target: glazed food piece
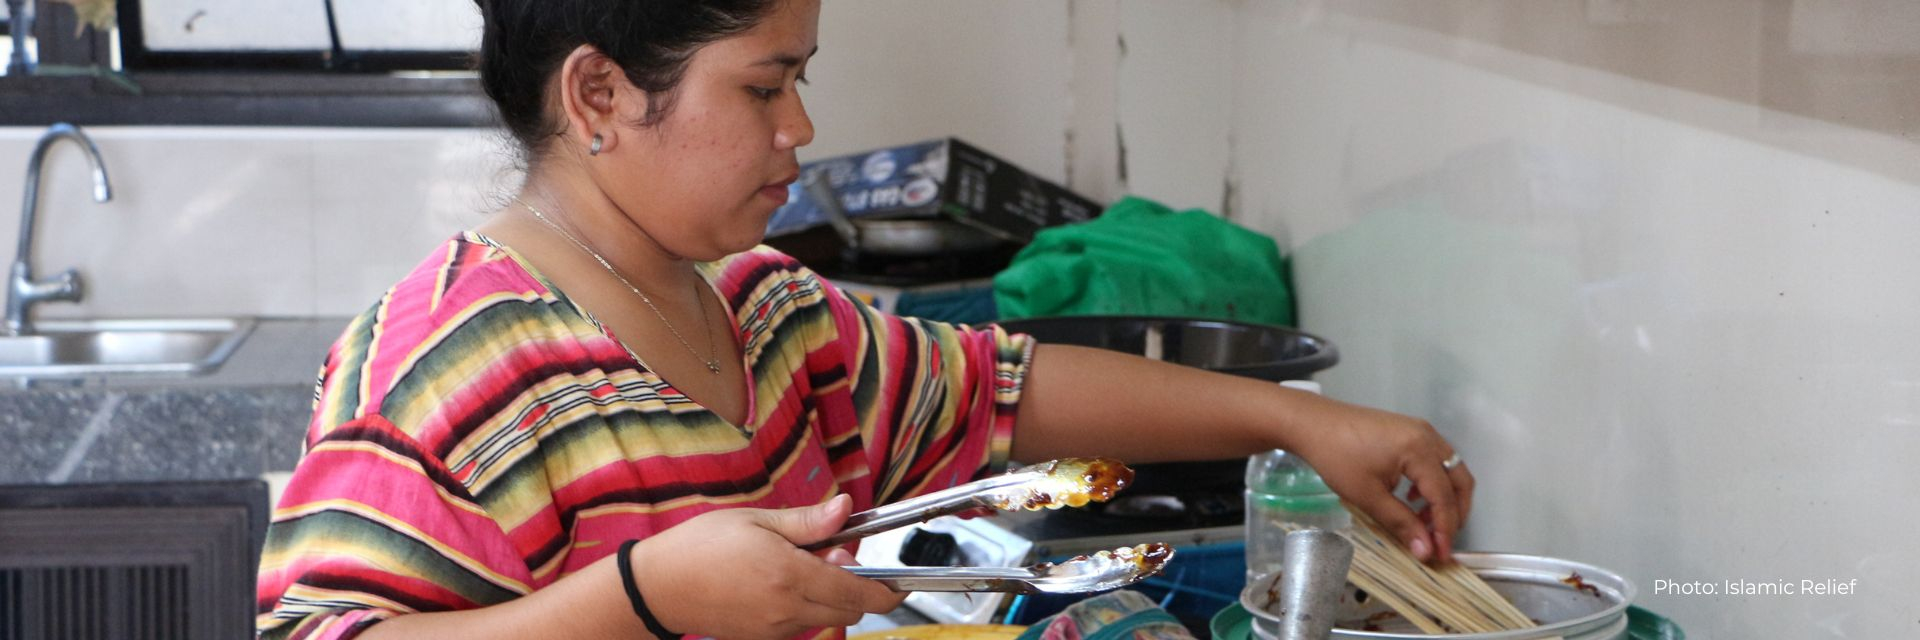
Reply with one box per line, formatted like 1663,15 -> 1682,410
1091,542 -> 1174,579
990,458 -> 1135,510
805,457 -> 1135,550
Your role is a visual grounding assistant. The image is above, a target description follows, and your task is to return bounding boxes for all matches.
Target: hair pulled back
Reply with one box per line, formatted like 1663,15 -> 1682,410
472,0 -> 779,156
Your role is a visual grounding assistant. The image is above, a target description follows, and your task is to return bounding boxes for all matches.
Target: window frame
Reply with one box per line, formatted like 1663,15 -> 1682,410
0,0 -> 494,128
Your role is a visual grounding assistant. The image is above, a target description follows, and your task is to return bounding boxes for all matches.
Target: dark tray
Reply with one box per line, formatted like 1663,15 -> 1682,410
994,316 -> 1337,382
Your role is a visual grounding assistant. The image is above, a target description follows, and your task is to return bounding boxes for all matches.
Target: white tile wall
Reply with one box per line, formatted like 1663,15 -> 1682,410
1066,0 -> 1122,202
1227,2 -> 1920,637
307,131 -> 512,313
1112,0 -> 1235,215
804,0 -> 1074,182
4,130 -> 319,317
0,128 -> 517,319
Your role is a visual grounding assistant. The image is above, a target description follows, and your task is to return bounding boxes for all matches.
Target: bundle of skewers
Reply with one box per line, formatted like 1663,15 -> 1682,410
1335,504 -> 1557,638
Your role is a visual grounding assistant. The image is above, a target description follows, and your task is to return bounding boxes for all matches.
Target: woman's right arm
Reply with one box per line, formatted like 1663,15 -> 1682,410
354,549 -> 640,639
350,496 -> 902,640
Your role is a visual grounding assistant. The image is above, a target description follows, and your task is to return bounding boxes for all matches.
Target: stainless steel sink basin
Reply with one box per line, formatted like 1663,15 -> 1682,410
0,318 -> 254,377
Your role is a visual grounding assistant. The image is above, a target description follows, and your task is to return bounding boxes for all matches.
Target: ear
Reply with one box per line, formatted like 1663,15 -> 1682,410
555,45 -> 638,156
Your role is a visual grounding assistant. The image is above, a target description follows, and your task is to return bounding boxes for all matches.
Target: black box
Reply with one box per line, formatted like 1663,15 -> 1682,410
766,137 -> 1103,243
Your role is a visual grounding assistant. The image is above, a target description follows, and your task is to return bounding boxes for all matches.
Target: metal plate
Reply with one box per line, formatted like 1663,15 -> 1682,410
1215,604 -> 1683,640
1242,552 -> 1636,640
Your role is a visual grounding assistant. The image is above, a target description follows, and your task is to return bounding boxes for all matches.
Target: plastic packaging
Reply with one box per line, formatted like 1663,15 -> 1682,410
1244,381 -> 1352,583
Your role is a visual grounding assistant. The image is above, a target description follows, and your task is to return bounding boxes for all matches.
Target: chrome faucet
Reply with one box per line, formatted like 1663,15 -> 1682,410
8,123 -> 112,336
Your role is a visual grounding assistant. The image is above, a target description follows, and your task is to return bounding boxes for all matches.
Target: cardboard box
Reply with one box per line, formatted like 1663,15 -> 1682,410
766,137 -> 1102,243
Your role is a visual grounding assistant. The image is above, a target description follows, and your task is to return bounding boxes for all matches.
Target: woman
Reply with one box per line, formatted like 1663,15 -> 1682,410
255,1 -> 1475,639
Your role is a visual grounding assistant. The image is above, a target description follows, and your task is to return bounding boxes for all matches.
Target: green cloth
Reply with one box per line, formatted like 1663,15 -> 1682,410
993,196 -> 1294,325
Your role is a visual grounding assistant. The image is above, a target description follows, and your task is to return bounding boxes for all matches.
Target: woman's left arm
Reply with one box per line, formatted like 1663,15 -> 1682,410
1010,343 -> 1475,563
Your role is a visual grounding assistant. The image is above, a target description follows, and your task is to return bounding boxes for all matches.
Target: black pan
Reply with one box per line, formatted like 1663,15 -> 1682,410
994,316 -> 1337,382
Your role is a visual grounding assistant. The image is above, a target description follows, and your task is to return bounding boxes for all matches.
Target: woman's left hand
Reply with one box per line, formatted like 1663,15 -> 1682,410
1284,394 -> 1475,564
1010,344 -> 1475,562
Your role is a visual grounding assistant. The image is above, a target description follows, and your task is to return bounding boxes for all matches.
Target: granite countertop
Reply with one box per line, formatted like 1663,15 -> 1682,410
0,318 -> 349,486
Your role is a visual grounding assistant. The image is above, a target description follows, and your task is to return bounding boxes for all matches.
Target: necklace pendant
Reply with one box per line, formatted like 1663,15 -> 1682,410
706,361 -> 722,374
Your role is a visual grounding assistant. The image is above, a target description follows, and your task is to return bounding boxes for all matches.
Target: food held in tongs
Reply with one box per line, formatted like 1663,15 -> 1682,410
812,458 -> 1174,595
803,457 -> 1135,551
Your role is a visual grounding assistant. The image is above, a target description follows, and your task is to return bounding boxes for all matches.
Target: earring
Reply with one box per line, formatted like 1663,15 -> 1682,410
589,134 -> 604,156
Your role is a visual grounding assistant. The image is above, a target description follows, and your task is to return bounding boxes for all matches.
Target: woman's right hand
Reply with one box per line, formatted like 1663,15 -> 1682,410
629,494 -> 907,640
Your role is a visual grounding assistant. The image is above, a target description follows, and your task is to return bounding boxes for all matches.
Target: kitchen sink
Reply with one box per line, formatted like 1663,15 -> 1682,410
0,318 -> 254,378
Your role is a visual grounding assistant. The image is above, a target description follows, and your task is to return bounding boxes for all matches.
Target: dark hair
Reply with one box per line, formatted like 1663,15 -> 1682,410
472,0 -> 779,155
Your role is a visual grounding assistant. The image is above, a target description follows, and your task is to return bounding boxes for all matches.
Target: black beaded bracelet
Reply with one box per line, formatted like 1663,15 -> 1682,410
617,539 -> 681,639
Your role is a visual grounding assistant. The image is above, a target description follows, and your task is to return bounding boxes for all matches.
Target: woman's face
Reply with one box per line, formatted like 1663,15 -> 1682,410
601,0 -> 820,261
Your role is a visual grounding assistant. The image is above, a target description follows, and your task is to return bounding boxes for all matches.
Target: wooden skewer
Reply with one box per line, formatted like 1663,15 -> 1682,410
1347,548 -> 1493,632
1334,503 -> 1559,636
1441,563 -> 1534,628
1346,509 -> 1499,632
1346,568 -> 1449,634
1347,540 -> 1486,631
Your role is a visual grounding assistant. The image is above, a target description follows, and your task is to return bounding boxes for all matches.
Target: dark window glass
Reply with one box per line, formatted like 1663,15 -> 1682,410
1,2 -> 489,126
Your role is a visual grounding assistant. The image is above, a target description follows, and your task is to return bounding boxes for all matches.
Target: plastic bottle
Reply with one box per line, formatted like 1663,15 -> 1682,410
1245,380 -> 1352,584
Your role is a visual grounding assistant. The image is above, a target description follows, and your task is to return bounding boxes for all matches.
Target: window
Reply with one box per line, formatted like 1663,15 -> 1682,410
0,0 -> 494,127
2,2 -> 20,76
117,0 -> 478,73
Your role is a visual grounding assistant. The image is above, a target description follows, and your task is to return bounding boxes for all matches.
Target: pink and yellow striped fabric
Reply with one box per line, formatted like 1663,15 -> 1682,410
257,233 -> 1034,639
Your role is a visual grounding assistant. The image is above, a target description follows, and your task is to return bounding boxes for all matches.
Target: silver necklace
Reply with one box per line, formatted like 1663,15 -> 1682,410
517,197 -> 723,374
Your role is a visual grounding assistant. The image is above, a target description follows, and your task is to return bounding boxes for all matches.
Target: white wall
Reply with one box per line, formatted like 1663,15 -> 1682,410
1064,0 -> 1238,214
805,0 -> 1073,182
1228,2 -> 1920,637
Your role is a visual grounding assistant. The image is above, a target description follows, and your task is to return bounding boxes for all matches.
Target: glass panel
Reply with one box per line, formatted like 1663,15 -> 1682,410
1,0 -> 23,76
331,0 -> 481,52
136,0 -> 330,51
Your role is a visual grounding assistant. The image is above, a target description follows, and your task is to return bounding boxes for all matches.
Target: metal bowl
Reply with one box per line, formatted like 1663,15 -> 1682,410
1241,552 -> 1636,640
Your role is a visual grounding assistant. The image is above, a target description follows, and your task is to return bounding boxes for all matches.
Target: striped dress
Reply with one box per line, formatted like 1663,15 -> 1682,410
256,232 -> 1034,639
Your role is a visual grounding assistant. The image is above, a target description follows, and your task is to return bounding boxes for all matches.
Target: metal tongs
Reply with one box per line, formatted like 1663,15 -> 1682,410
813,458 -> 1176,594
849,543 -> 1174,594
803,457 -> 1134,551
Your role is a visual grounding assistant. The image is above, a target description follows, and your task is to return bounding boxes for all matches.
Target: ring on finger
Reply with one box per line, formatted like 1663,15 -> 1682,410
1441,453 -> 1463,471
